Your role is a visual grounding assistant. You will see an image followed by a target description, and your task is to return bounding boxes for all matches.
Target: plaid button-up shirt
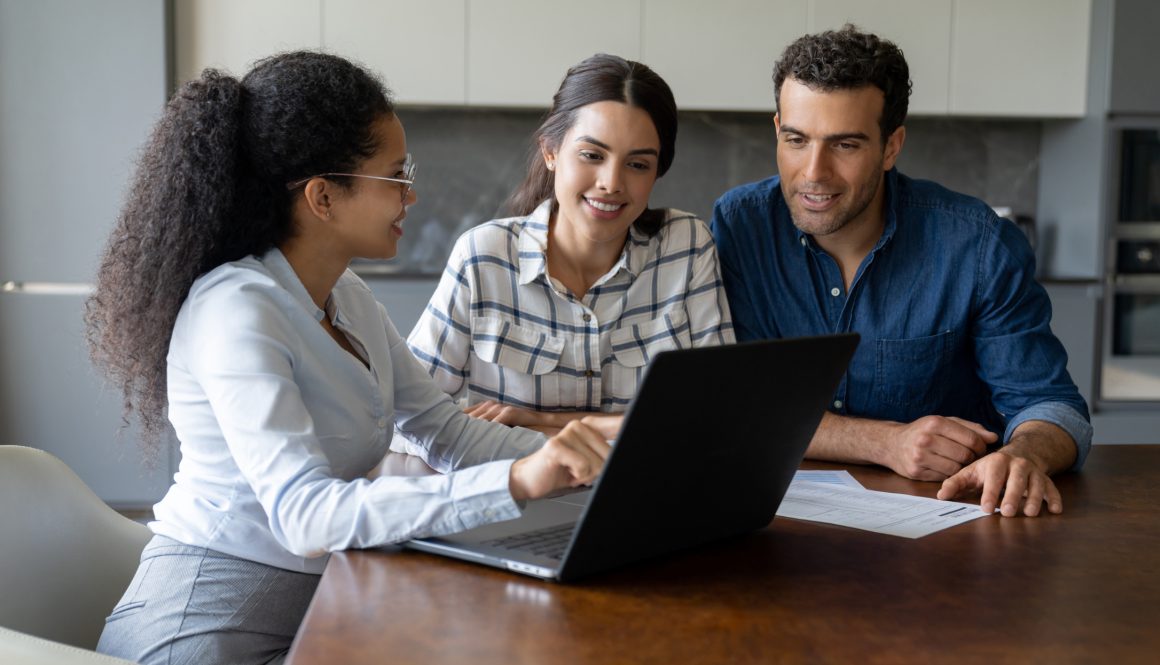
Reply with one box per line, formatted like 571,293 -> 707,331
406,200 -> 735,413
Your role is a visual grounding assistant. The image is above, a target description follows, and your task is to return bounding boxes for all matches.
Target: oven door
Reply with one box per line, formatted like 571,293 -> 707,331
1101,273 -> 1160,401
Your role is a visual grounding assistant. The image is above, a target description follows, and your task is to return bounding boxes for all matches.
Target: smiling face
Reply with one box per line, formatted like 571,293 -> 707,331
332,113 -> 417,260
542,101 -> 661,253
775,78 -> 904,240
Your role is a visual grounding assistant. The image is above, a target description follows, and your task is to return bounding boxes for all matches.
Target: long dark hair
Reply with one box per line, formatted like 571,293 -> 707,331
506,53 -> 677,235
84,51 -> 394,455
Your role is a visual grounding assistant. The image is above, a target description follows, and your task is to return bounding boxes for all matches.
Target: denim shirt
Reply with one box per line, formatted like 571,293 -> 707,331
711,169 -> 1092,469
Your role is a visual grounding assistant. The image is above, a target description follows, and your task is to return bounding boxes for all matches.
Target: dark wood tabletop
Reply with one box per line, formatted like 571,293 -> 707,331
286,445 -> 1160,665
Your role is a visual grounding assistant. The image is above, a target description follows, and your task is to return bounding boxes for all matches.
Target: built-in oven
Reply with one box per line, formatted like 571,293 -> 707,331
1100,125 -> 1160,403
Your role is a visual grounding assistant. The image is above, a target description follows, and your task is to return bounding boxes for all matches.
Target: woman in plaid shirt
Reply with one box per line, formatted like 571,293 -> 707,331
403,54 -> 735,439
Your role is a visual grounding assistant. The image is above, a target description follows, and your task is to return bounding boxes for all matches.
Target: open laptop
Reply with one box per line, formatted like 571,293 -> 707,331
404,333 -> 859,582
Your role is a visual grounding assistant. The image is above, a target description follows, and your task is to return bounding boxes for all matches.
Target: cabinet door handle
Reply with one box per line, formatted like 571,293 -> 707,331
1,281 -> 93,295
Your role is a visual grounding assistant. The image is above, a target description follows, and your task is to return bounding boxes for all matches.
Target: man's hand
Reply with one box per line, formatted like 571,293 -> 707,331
936,420 -> 1076,517
880,416 -> 997,481
937,449 -> 1062,517
508,417 -> 615,502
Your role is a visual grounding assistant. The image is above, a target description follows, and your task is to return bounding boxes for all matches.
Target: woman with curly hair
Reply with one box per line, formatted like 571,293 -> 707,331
87,51 -> 615,665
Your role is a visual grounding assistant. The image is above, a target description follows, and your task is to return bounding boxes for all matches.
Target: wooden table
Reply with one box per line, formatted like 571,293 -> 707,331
286,446 -> 1160,664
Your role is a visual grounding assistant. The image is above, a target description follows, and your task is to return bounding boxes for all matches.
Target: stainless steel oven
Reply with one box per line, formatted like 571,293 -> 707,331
1100,125 -> 1160,403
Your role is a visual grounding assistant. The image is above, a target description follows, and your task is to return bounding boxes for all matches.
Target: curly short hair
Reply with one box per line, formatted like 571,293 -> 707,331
773,25 -> 911,140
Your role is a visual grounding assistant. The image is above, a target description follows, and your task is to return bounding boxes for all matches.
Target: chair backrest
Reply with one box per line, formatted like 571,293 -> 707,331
0,446 -> 152,650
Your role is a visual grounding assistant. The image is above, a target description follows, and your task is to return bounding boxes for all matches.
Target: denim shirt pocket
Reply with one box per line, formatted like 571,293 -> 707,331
609,310 -> 691,369
874,329 -> 957,410
471,316 -> 565,376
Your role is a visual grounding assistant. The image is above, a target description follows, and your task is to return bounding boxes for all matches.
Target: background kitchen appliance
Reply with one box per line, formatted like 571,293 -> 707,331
1100,123 -> 1160,403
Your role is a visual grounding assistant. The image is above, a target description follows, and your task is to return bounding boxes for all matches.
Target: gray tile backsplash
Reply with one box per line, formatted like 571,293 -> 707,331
383,108 -> 1040,276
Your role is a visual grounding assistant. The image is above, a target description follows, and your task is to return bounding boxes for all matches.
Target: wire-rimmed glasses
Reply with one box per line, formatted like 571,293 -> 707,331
286,154 -> 416,200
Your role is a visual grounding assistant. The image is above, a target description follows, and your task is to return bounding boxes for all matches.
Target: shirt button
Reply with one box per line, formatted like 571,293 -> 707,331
582,313 -> 592,323
830,287 -> 841,297
584,369 -> 595,378
377,417 -> 387,429
800,237 -> 807,247
833,400 -> 843,410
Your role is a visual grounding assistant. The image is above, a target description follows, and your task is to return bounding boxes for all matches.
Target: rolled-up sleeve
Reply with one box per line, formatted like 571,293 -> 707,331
971,218 -> 1092,470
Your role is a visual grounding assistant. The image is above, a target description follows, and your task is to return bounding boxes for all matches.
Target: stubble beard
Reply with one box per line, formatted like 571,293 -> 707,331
785,164 -> 885,238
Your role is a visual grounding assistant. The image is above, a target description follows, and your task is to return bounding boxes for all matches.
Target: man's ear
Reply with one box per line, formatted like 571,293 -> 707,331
302,178 -> 334,221
773,112 -> 782,136
883,126 -> 906,171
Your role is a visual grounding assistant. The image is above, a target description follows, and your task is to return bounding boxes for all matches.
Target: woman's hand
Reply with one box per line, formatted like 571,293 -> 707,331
508,416 -> 620,502
464,400 -> 549,428
464,401 -> 625,437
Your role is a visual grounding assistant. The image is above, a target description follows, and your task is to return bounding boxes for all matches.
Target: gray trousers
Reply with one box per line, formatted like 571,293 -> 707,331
96,535 -> 320,665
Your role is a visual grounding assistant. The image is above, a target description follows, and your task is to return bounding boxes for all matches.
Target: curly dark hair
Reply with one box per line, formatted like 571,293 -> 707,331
773,24 -> 911,140
84,51 -> 394,457
506,53 -> 677,236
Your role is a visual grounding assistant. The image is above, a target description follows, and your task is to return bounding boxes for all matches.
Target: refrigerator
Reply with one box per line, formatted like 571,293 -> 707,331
0,0 -> 173,507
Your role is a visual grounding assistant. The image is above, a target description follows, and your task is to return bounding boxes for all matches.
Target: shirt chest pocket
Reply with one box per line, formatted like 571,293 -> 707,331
471,316 -> 565,376
873,329 -> 957,412
608,310 -> 691,371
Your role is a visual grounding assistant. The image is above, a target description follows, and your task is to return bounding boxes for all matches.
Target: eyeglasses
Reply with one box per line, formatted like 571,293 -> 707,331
286,154 -> 417,200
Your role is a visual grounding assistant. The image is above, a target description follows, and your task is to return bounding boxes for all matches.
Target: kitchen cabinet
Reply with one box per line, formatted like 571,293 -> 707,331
1043,282 -> 1101,406
808,0 -> 951,115
323,0 -> 467,105
642,0 -> 806,112
950,0 -> 1091,117
174,0 -> 321,84
465,0 -> 640,107
173,0 -> 1094,115
1107,0 -> 1160,114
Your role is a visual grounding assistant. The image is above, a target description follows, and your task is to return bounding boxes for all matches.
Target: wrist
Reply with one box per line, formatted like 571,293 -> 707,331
508,458 -> 529,503
867,419 -> 906,468
998,442 -> 1051,474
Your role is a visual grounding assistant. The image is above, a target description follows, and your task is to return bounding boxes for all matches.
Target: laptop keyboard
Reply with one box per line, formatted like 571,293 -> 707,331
483,523 -> 574,560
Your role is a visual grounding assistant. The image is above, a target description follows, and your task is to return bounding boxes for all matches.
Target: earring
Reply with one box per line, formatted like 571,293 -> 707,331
546,160 -> 555,172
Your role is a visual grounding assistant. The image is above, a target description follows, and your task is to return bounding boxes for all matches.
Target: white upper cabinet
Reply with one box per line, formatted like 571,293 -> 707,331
809,0 -> 952,115
642,0 -> 807,112
174,0 -> 322,85
323,0 -> 467,105
172,0 -> 1094,117
466,0 -> 641,107
950,0 -> 1091,117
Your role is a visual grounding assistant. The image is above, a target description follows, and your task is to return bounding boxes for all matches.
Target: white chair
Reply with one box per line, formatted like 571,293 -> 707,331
0,445 -> 151,663
0,626 -> 137,665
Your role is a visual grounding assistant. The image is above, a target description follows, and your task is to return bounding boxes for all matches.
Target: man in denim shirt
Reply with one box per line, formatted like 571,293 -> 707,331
711,26 -> 1092,518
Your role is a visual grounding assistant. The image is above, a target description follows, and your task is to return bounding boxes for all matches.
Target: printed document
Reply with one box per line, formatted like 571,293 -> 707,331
777,474 -> 991,538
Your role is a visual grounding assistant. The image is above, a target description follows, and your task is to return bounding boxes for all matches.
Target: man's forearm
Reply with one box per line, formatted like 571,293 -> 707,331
806,412 -> 896,466
1002,420 -> 1078,475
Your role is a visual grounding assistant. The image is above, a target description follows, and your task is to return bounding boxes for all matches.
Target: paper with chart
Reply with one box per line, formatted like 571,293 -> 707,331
777,472 -> 991,538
